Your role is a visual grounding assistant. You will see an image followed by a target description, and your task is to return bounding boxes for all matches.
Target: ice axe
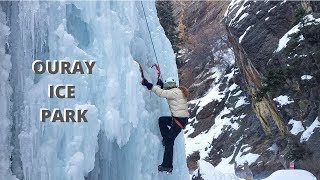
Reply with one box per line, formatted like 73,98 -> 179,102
139,63 -> 145,85
151,63 -> 161,79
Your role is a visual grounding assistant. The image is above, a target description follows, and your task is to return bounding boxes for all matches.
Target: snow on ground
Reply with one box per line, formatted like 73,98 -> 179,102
263,170 -> 316,180
304,14 -> 320,24
300,117 -> 320,142
280,0 -> 287,5
215,142 -> 259,174
215,154 -> 236,175
273,95 -> 294,106
298,34 -> 305,41
193,160 -> 239,180
275,14 -> 320,52
235,96 -> 249,108
301,75 -> 313,80
288,119 -> 305,135
232,90 -> 243,97
267,5 -> 277,13
224,0 -> 247,19
189,68 -> 225,114
275,24 -> 300,52
233,144 -> 259,166
225,0 -> 250,26
239,25 -> 253,43
237,13 -> 249,23
236,153 -> 260,165
229,83 -> 239,92
185,107 -> 237,158
185,105 -> 244,159
186,64 -> 248,178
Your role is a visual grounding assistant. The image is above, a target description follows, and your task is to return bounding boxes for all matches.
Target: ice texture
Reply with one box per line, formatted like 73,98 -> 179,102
0,1 -> 188,180
0,6 -> 16,180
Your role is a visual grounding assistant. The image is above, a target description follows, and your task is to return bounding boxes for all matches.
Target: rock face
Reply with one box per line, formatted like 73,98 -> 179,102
225,0 -> 320,178
157,0 -> 320,179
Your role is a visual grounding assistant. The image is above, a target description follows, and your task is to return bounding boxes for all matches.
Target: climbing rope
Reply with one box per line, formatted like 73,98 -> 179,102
140,1 -> 161,77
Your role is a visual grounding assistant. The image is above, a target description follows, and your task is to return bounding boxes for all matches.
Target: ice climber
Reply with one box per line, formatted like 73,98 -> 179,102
142,76 -> 189,173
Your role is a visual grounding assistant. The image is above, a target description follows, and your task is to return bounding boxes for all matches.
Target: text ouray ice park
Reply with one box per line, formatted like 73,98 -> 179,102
32,60 -> 96,122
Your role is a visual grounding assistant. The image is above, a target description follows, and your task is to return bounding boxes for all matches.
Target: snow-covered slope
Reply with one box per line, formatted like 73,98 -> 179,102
163,1 -> 257,179
0,1 -> 188,180
263,170 -> 317,180
224,0 -> 320,178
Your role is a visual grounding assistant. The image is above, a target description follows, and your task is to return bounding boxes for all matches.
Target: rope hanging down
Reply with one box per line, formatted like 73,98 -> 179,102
140,1 -> 160,67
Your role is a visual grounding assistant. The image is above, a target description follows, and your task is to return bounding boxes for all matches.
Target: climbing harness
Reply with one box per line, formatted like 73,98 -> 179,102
172,117 -> 184,129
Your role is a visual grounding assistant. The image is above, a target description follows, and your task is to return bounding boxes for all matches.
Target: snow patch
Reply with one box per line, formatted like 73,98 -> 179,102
268,6 -> 277,13
235,96 -> 249,108
280,0 -> 287,5
189,68 -> 224,113
298,35 -> 305,41
235,152 -> 260,165
195,160 -> 239,180
275,14 -> 320,52
304,14 -> 320,24
239,25 -> 253,43
224,68 -> 236,82
263,170 -> 316,180
185,107 -> 241,158
288,119 -> 305,135
229,83 -> 238,92
225,0 -> 250,26
215,142 -> 259,175
237,13 -> 249,23
273,95 -> 294,106
300,118 -> 320,142
275,24 -> 300,52
301,75 -> 313,80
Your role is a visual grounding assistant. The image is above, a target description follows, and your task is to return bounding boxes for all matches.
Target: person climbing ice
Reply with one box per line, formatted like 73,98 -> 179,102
141,65 -> 189,174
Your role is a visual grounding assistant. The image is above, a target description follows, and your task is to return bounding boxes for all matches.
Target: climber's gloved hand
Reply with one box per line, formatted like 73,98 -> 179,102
157,79 -> 164,89
142,79 -> 153,90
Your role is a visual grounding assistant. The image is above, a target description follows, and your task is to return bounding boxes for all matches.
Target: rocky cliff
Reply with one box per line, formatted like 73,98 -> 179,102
225,0 -> 320,178
157,0 -> 320,179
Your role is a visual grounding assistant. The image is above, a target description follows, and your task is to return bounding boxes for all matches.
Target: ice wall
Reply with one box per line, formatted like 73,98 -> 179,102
0,6 -> 15,180
0,1 -> 188,180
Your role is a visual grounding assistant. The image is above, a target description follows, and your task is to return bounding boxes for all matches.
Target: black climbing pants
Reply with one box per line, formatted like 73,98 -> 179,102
158,116 -> 188,168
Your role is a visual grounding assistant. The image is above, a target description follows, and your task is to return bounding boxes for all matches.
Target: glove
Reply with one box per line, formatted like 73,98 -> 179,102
142,78 -> 153,90
157,79 -> 164,89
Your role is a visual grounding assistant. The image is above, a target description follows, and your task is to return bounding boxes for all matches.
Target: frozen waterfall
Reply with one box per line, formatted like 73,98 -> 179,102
0,1 -> 189,180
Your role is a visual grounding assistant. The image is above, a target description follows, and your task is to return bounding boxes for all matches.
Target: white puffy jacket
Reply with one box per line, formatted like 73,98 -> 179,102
151,85 -> 190,118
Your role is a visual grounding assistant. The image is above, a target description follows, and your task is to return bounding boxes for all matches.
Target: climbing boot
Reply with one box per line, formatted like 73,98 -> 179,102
158,165 -> 173,173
